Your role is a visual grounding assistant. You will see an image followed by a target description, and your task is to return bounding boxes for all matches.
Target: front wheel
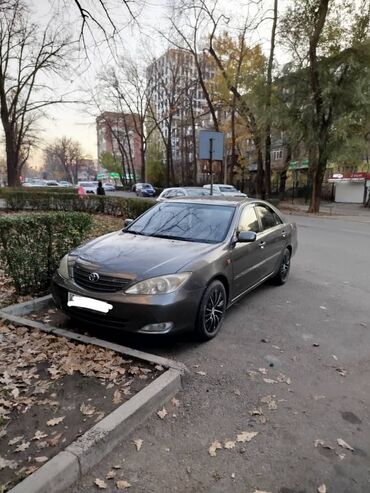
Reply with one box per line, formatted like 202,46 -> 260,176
195,280 -> 226,342
271,248 -> 291,285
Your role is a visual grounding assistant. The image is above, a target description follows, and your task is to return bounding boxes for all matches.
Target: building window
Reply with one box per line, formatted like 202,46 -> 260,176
272,149 -> 283,160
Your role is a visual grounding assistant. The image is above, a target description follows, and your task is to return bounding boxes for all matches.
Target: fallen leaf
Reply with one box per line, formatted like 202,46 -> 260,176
336,368 -> 347,377
314,439 -> 325,448
113,464 -> 122,469
337,438 -> 354,451
0,456 -> 18,470
9,435 -> 24,446
318,485 -> 327,493
94,412 -> 105,423
48,432 -> 63,447
337,453 -> 345,460
258,368 -> 268,374
112,390 -> 122,405
34,456 -> 48,463
195,371 -> 206,376
32,430 -> 48,441
155,364 -> 164,371
263,378 -> 276,384
260,395 -> 278,410
234,389 -> 241,396
157,407 -> 168,419
106,470 -> 116,479
11,388 -> 20,399
224,440 -> 236,449
250,407 -> 264,416
95,478 -> 107,489
15,441 -> 30,452
171,397 -> 180,408
236,431 -> 259,443
208,440 -> 222,456
36,441 -> 49,450
46,416 -> 65,426
80,403 -> 96,416
116,480 -> 131,489
133,438 -> 143,451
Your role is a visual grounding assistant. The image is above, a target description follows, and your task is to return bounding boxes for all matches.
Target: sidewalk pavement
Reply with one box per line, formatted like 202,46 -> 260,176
279,199 -> 370,222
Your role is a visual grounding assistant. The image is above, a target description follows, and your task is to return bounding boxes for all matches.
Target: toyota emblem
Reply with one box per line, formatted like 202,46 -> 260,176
88,272 -> 100,282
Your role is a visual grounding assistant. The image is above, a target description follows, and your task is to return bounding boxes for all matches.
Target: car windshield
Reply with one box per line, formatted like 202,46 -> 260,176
126,202 -> 235,243
141,184 -> 152,188
185,188 -> 210,196
219,185 -> 237,192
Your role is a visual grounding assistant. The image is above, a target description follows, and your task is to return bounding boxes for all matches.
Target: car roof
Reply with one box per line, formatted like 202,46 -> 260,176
167,196 -> 282,209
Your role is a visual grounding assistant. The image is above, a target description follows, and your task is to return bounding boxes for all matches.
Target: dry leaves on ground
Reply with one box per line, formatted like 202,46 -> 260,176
224,440 -> 236,449
116,480 -> 131,489
95,478 -> 107,489
80,403 -> 96,416
133,439 -> 143,451
337,438 -> 354,451
157,407 -> 168,419
208,440 -> 223,457
236,431 -> 259,443
106,470 -> 116,479
0,456 -> 18,470
171,397 -> 180,408
46,416 -> 65,427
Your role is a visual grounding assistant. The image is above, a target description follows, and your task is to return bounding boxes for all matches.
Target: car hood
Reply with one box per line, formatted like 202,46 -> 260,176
72,231 -> 217,280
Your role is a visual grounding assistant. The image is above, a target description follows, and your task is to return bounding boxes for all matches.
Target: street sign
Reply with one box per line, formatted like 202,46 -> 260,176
199,131 -> 224,161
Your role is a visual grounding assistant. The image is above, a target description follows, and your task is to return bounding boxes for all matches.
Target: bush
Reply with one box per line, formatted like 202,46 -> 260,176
2,191 -> 154,218
0,212 -> 92,295
0,187 -> 77,196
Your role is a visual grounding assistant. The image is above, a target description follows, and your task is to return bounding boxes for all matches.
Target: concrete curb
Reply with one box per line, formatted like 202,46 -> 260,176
9,370 -> 181,493
0,295 -> 187,373
2,295 -> 186,493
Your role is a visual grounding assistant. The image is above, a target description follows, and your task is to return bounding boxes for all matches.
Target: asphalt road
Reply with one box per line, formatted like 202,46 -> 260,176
70,214 -> 370,493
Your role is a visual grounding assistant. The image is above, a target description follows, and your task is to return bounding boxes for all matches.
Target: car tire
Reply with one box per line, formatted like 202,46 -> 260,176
195,280 -> 226,342
271,247 -> 291,285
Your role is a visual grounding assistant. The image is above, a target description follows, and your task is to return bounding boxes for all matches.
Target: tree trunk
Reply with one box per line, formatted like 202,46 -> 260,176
308,150 -> 327,213
264,130 -> 271,197
5,133 -> 20,186
255,138 -> 265,199
230,105 -> 237,184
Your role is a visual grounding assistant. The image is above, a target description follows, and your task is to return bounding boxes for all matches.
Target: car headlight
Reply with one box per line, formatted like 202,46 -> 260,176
125,273 -> 191,295
57,254 -> 77,279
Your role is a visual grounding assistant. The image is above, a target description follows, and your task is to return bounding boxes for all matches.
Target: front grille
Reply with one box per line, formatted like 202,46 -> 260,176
73,264 -> 130,293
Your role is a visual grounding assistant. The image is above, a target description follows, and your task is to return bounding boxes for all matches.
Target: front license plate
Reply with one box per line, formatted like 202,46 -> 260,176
67,293 -> 113,314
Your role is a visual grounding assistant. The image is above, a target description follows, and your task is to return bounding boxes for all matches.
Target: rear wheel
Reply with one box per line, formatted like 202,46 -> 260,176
272,248 -> 291,285
195,280 -> 226,341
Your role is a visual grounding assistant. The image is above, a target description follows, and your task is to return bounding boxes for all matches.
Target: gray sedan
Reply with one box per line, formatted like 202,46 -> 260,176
52,198 -> 297,341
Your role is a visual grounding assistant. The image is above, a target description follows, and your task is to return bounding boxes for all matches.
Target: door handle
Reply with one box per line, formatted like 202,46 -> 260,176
281,231 -> 287,238
259,241 -> 266,249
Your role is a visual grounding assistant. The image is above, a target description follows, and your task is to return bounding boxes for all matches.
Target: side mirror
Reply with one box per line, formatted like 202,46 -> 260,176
237,231 -> 257,243
124,218 -> 134,228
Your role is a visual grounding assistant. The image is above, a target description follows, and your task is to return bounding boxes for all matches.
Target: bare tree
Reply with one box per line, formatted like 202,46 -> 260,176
0,0 -> 73,186
44,137 -> 83,183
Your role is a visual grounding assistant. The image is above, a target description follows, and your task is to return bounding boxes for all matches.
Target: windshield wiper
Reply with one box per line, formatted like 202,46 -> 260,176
124,230 -> 148,236
150,233 -> 197,242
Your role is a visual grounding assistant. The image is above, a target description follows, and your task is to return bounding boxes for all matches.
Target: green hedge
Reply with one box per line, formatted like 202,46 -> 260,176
0,187 -> 77,196
2,191 -> 154,218
0,212 -> 92,295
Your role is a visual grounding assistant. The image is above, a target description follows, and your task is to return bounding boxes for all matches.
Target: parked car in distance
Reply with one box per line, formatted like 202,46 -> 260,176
45,180 -> 61,187
136,183 -> 156,197
52,197 -> 297,342
77,181 -> 97,194
103,183 -> 116,192
132,182 -> 144,192
58,181 -> 73,187
22,179 -> 46,187
157,187 -> 210,201
203,184 -> 247,197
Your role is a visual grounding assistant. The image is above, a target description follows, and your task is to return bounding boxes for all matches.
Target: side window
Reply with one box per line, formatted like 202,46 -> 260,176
238,207 -> 260,233
167,190 -> 176,198
256,205 -> 280,230
176,190 -> 185,196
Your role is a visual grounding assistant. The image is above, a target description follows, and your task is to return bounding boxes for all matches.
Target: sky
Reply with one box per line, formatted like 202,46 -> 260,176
26,0 -> 284,168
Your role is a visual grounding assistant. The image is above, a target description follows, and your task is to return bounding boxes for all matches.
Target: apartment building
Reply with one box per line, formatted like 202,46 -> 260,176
96,112 -> 142,179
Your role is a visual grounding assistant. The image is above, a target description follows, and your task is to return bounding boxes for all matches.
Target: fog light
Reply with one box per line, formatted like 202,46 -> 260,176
139,322 -> 173,334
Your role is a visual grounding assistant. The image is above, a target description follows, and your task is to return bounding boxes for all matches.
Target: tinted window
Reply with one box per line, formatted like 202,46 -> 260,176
126,202 -> 236,244
238,207 -> 260,233
256,205 -> 280,230
219,186 -> 237,192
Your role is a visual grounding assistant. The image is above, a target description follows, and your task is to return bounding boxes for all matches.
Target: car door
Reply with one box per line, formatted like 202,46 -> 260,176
254,204 -> 286,277
230,205 -> 265,299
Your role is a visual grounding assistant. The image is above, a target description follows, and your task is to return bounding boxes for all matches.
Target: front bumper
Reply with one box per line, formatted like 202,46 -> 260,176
51,273 -> 201,334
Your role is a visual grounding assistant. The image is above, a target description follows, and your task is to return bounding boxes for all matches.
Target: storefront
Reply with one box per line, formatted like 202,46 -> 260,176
328,172 -> 370,204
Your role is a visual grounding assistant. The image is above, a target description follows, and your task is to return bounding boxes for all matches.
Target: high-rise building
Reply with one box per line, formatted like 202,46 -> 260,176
96,112 -> 142,179
146,49 -> 216,182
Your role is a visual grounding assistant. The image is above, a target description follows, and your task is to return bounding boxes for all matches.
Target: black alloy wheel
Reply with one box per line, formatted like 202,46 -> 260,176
195,280 -> 226,341
272,247 -> 291,285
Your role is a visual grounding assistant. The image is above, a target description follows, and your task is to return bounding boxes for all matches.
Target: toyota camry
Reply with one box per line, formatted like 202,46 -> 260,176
52,198 -> 297,341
